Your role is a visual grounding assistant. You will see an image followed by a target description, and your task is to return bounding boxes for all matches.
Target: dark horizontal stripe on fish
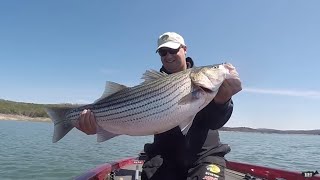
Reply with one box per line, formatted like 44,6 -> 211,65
95,86 -> 186,121
94,74 -> 189,111
66,74 -> 188,121
95,90 -> 172,117
94,78 -> 188,115
94,77 -> 169,106
95,87 -> 183,120
66,105 -> 94,120
94,76 -> 181,108
112,98 -> 178,124
93,76 -> 189,115
105,72 -> 189,101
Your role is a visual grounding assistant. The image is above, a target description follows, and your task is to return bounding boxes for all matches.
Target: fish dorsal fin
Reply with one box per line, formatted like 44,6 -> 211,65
94,81 -> 127,103
141,69 -> 167,83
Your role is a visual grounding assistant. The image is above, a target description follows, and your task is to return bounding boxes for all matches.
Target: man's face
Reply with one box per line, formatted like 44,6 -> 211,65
158,46 -> 187,73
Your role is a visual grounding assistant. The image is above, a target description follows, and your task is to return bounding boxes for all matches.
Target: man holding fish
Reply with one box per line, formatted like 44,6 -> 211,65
73,32 -> 242,179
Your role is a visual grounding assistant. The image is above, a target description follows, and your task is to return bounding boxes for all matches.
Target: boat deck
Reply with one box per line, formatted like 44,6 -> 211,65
106,163 -> 248,180
75,156 -> 320,180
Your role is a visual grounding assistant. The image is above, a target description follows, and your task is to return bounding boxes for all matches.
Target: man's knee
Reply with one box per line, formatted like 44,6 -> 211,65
188,163 -> 225,180
141,155 -> 163,180
187,155 -> 226,180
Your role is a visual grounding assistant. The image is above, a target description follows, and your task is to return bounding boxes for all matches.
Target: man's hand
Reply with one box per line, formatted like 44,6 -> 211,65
214,63 -> 242,104
74,109 -> 97,135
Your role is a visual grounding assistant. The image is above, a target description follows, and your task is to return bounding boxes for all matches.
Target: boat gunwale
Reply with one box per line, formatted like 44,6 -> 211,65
226,160 -> 320,180
74,157 -> 320,180
74,157 -> 138,180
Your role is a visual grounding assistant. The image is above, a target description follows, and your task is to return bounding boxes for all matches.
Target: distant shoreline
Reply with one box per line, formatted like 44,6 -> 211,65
220,127 -> 320,136
1,113 -> 319,135
0,113 -> 51,123
2,99 -> 318,135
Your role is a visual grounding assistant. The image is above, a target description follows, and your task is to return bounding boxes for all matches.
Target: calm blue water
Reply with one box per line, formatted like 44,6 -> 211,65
0,120 -> 319,180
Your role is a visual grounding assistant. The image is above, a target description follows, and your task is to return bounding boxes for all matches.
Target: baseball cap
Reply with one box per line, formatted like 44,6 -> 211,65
156,32 -> 186,52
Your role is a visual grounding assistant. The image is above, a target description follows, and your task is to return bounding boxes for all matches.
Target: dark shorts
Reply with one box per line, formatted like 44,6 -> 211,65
141,155 -> 226,180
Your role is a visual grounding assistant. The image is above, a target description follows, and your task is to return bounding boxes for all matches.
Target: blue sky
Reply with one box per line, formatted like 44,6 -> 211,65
1,1 -> 319,130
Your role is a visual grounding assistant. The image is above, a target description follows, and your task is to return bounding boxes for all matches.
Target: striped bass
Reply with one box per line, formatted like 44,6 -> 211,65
46,63 -> 234,143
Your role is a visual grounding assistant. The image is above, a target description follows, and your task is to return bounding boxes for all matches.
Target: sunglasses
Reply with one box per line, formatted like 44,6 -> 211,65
158,47 -> 181,57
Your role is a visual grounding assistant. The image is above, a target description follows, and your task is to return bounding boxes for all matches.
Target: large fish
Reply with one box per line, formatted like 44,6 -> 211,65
46,63 -> 234,143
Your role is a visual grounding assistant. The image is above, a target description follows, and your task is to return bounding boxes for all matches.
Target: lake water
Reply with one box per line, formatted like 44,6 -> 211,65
0,120 -> 319,180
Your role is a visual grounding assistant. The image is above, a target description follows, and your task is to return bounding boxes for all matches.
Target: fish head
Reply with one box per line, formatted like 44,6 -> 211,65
179,64 -> 231,114
190,64 -> 229,92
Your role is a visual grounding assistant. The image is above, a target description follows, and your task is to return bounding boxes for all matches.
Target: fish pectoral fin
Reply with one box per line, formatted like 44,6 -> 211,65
179,115 -> 196,135
141,69 -> 167,83
96,126 -> 119,142
178,88 -> 205,105
178,93 -> 194,105
94,81 -> 128,103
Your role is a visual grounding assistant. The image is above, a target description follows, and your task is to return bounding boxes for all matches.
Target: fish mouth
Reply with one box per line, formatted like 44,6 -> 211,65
200,86 -> 213,93
194,85 -> 213,93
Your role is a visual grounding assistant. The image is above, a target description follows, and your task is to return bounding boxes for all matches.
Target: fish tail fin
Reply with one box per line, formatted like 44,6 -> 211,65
46,106 -> 74,143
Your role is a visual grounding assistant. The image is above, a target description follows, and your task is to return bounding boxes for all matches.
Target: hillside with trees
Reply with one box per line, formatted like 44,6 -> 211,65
0,99 -> 49,118
1,99 -> 319,135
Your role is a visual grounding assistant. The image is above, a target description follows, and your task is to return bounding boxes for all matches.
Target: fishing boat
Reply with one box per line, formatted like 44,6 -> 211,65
75,153 -> 319,180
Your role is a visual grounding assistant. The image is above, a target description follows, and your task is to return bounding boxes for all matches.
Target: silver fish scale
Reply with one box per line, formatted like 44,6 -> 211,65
93,70 -> 189,117
94,71 -> 185,109
63,71 -> 191,129
95,76 -> 189,119
64,73 -> 181,119
93,70 -> 194,135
